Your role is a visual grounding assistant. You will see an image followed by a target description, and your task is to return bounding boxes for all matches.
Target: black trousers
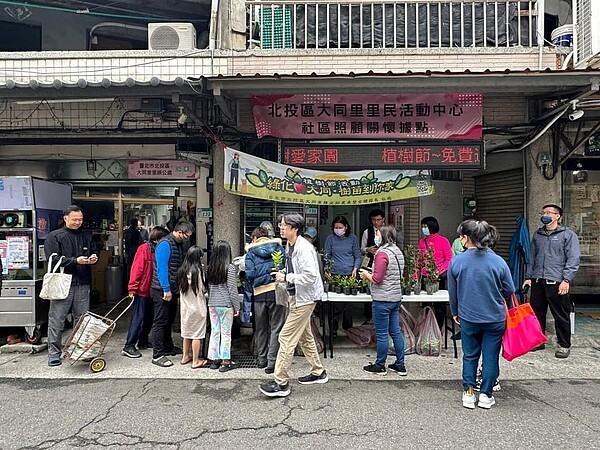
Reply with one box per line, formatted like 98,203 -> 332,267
530,280 -> 572,348
151,288 -> 179,358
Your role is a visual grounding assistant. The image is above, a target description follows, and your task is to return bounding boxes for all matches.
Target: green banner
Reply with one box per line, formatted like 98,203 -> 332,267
224,147 -> 434,205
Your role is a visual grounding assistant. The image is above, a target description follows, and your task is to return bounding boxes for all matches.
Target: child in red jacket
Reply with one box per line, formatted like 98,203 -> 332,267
122,226 -> 168,358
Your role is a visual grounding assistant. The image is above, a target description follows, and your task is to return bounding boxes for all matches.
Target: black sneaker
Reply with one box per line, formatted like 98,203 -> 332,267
363,363 -> 387,375
530,344 -> 546,352
298,370 -> 328,385
122,346 -> 142,358
265,366 -> 275,374
209,360 -> 221,370
259,380 -> 291,397
137,342 -> 152,349
388,363 -> 407,376
257,361 -> 268,369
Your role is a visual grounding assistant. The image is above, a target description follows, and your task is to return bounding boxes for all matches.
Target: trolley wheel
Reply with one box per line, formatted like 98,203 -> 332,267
90,358 -> 106,373
26,328 -> 42,345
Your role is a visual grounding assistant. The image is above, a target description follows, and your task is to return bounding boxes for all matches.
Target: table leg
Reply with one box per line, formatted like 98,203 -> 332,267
320,301 -> 327,358
329,301 -> 334,358
450,318 -> 457,359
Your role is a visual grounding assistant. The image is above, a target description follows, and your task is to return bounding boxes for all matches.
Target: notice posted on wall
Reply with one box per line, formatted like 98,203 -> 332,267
0,177 -> 33,209
0,240 -> 7,275
6,235 -> 30,270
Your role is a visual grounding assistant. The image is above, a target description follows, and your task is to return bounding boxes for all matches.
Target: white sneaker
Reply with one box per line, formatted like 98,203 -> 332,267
478,393 -> 496,409
462,387 -> 476,409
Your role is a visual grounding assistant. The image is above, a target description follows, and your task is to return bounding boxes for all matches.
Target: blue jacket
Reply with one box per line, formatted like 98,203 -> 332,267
245,237 -> 285,298
448,248 -> 515,323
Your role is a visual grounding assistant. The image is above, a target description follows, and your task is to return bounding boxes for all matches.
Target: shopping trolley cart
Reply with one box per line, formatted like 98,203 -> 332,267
62,296 -> 133,373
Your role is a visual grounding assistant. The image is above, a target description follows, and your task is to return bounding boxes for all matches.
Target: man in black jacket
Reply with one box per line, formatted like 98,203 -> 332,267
44,205 -> 98,367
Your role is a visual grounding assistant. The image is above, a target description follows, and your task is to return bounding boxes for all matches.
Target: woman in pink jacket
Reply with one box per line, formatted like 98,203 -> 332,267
122,226 -> 168,358
419,217 -> 453,330
418,216 -> 453,287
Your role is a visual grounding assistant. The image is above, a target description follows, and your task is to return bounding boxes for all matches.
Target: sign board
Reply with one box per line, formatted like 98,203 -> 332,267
128,160 -> 196,179
252,93 -> 482,140
197,208 -> 213,218
224,147 -> 434,206
283,142 -> 483,169
584,131 -> 600,156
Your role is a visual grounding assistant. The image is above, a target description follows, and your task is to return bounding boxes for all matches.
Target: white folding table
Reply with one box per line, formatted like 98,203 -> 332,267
320,290 -> 458,358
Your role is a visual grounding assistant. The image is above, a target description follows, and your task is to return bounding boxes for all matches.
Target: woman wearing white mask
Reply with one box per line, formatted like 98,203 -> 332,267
324,216 -> 361,279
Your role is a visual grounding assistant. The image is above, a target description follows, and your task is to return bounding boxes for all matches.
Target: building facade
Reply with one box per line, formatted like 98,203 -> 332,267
1,0 -> 600,299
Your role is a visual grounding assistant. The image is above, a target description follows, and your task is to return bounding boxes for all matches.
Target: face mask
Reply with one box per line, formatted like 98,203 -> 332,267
422,227 -> 430,236
540,215 -> 553,225
334,228 -> 345,237
374,236 -> 381,246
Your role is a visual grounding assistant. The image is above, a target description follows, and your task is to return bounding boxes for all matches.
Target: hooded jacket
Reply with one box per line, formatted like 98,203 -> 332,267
525,224 -> 580,283
245,237 -> 285,297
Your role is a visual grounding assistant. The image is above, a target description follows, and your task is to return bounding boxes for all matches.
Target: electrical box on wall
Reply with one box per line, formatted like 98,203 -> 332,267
463,198 -> 477,216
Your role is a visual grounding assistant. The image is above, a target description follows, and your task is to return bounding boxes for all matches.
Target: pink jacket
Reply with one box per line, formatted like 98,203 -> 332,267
418,233 -> 453,276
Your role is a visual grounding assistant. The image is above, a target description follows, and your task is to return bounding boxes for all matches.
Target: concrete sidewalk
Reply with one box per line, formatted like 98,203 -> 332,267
2,299 -> 600,381
2,326 -> 600,382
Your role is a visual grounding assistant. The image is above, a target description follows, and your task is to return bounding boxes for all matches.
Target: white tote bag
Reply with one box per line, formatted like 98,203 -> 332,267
40,253 -> 72,300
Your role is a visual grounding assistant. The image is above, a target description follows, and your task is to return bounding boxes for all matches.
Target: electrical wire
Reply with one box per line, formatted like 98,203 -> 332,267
0,0 -> 207,23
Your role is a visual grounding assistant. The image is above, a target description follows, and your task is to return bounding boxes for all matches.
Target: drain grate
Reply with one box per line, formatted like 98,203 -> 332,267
202,355 -> 258,369
232,355 -> 259,368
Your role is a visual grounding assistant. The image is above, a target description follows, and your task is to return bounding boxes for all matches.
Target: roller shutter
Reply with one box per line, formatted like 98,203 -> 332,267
474,169 -> 524,259
242,199 -> 304,246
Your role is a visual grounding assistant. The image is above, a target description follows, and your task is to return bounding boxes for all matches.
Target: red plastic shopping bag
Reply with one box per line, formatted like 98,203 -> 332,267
501,294 -> 548,361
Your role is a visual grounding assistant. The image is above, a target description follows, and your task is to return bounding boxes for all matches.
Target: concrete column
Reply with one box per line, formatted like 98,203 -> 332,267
526,133 -> 563,230
212,144 -> 242,257
195,165 -> 211,264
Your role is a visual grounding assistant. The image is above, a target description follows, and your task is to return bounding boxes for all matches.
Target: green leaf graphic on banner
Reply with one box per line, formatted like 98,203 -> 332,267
394,175 -> 411,189
246,172 -> 266,187
258,169 -> 268,184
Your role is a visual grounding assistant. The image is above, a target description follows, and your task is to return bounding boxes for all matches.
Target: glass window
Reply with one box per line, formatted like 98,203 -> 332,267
562,167 -> 599,295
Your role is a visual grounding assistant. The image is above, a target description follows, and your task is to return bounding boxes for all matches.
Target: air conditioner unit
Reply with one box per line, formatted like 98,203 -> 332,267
148,23 -> 197,51
575,0 -> 600,67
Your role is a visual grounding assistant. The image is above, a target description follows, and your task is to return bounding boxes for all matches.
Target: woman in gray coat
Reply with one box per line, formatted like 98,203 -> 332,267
359,224 -> 407,377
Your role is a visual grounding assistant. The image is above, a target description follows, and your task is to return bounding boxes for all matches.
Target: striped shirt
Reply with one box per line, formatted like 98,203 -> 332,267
207,263 -> 241,310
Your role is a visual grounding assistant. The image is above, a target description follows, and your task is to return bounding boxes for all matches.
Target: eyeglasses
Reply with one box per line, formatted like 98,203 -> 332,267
371,217 -> 384,223
540,211 -> 559,216
179,231 -> 192,238
278,223 -> 290,229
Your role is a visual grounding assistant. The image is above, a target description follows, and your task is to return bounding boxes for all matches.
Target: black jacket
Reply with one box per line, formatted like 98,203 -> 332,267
44,226 -> 96,285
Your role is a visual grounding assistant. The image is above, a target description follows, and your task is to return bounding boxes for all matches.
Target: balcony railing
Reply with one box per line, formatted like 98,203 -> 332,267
247,0 -> 542,50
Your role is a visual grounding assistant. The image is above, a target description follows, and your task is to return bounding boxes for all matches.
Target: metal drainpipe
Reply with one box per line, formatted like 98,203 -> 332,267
209,0 -> 220,50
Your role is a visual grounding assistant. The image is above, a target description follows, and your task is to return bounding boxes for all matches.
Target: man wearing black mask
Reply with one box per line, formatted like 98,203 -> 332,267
523,204 -> 580,359
150,220 -> 194,367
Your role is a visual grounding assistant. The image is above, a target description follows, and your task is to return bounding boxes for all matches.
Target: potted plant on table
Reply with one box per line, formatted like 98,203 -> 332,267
332,275 -> 343,294
323,256 -> 334,293
341,276 -> 352,295
402,244 -> 419,295
422,245 -> 440,295
347,276 -> 360,295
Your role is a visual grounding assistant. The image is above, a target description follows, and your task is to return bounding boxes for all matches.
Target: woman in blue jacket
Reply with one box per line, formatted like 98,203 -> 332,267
448,220 -> 515,410
245,226 -> 287,373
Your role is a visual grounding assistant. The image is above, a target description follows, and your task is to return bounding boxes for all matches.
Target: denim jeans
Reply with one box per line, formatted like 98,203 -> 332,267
460,319 -> 505,396
372,300 -> 405,368
124,295 -> 153,348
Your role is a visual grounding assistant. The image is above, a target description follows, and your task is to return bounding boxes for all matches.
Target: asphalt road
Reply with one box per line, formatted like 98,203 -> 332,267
0,378 -> 598,450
